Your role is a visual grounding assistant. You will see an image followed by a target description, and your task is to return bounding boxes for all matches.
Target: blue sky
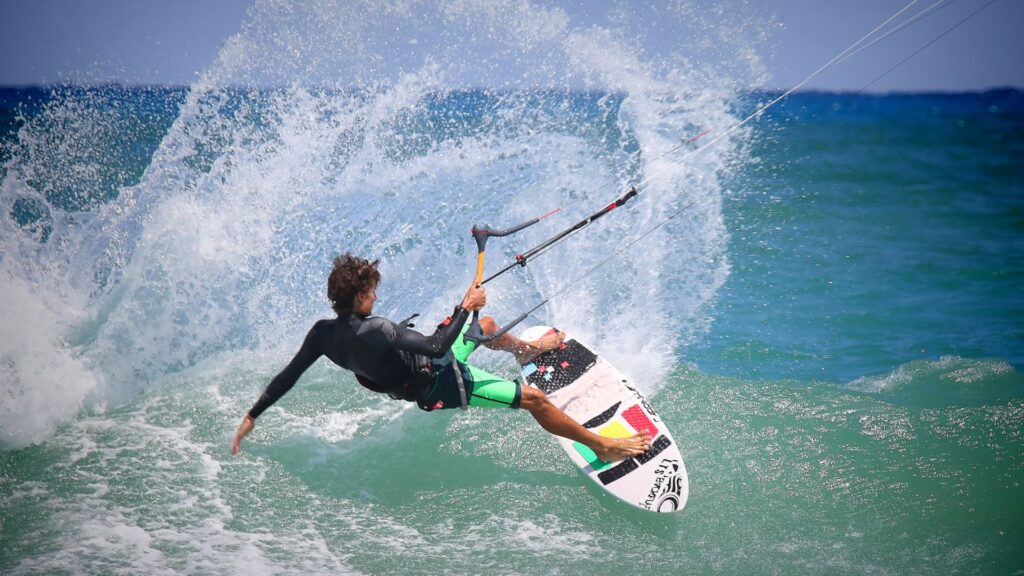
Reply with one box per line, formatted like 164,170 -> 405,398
1,0 -> 1021,92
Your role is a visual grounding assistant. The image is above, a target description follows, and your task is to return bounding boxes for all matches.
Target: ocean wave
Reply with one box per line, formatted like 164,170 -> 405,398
844,356 -> 1022,407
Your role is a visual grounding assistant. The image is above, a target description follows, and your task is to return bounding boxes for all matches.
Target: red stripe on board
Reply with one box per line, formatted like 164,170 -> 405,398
622,404 -> 657,436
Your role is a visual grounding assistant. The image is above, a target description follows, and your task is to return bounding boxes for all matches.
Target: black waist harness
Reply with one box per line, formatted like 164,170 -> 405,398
354,351 -> 435,402
330,308 -> 469,403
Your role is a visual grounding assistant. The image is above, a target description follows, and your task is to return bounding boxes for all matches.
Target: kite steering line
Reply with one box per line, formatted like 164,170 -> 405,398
459,0 -> 999,346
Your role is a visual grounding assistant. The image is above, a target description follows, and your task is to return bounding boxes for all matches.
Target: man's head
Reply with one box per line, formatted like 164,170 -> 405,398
328,253 -> 380,315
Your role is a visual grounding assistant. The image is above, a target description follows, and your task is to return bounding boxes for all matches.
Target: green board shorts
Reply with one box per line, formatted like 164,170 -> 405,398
418,325 -> 522,411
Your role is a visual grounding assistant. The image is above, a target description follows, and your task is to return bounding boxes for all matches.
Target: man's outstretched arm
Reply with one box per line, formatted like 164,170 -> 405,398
231,323 -> 324,454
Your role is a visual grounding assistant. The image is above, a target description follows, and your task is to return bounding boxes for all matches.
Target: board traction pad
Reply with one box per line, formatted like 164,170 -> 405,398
523,339 -> 597,395
621,404 -> 657,436
581,401 -> 621,429
571,442 -> 613,471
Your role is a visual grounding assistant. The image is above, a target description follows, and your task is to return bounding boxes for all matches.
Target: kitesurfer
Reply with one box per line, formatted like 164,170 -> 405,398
231,253 -> 650,462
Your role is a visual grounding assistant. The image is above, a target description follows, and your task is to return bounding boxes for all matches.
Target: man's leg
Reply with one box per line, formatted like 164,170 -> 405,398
519,385 -> 650,462
475,316 -> 650,462
478,316 -> 563,364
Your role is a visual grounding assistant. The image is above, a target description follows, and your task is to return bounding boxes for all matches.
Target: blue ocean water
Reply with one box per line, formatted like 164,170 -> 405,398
694,90 -> 1024,383
2,3 -> 1023,574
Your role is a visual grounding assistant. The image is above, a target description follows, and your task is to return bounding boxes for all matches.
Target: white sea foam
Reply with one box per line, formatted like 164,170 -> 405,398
6,378 -> 368,575
0,1 -> 759,452
845,356 -> 1019,405
0,272 -> 101,447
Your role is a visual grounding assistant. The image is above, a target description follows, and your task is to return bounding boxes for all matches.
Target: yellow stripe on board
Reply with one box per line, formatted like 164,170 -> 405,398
598,421 -> 632,439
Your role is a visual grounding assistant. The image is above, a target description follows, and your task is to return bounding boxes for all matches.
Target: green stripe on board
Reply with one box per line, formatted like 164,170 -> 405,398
573,442 -> 612,470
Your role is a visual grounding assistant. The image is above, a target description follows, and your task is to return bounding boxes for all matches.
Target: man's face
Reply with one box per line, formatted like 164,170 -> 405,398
354,283 -> 377,315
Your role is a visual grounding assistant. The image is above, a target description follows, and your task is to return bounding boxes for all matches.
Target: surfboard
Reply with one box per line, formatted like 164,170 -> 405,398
519,326 -> 689,512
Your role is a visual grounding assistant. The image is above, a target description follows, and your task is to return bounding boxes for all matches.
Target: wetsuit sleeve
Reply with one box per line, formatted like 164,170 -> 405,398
375,305 -> 471,358
248,323 -> 324,419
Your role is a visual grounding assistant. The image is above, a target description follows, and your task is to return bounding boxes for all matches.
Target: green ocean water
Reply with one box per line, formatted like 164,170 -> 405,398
3,358 -> 1022,573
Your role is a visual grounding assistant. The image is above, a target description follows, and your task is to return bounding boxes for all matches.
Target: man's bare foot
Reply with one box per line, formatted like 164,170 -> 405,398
590,433 -> 651,462
515,331 -> 566,364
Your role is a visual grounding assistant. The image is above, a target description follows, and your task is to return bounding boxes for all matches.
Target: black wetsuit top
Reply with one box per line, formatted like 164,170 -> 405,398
248,305 -> 470,419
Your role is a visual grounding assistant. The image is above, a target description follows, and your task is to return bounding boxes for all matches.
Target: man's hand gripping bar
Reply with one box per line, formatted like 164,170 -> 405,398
462,208 -> 559,345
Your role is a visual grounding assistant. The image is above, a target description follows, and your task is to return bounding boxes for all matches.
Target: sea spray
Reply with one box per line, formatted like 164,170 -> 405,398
0,1 -> 752,448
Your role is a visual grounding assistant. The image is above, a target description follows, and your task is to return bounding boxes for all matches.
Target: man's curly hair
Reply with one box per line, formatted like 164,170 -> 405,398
327,253 -> 380,314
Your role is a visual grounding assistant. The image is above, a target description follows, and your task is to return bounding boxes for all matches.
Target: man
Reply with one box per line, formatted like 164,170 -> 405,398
231,253 -> 650,462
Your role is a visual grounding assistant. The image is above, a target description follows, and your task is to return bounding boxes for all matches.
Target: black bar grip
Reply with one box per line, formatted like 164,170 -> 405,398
472,217 -> 540,252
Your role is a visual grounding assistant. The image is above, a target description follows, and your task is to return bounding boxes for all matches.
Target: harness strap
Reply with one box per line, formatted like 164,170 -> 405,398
451,356 -> 468,410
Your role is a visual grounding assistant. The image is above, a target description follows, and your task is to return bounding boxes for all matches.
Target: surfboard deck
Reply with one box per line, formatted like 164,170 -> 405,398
519,325 -> 689,513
